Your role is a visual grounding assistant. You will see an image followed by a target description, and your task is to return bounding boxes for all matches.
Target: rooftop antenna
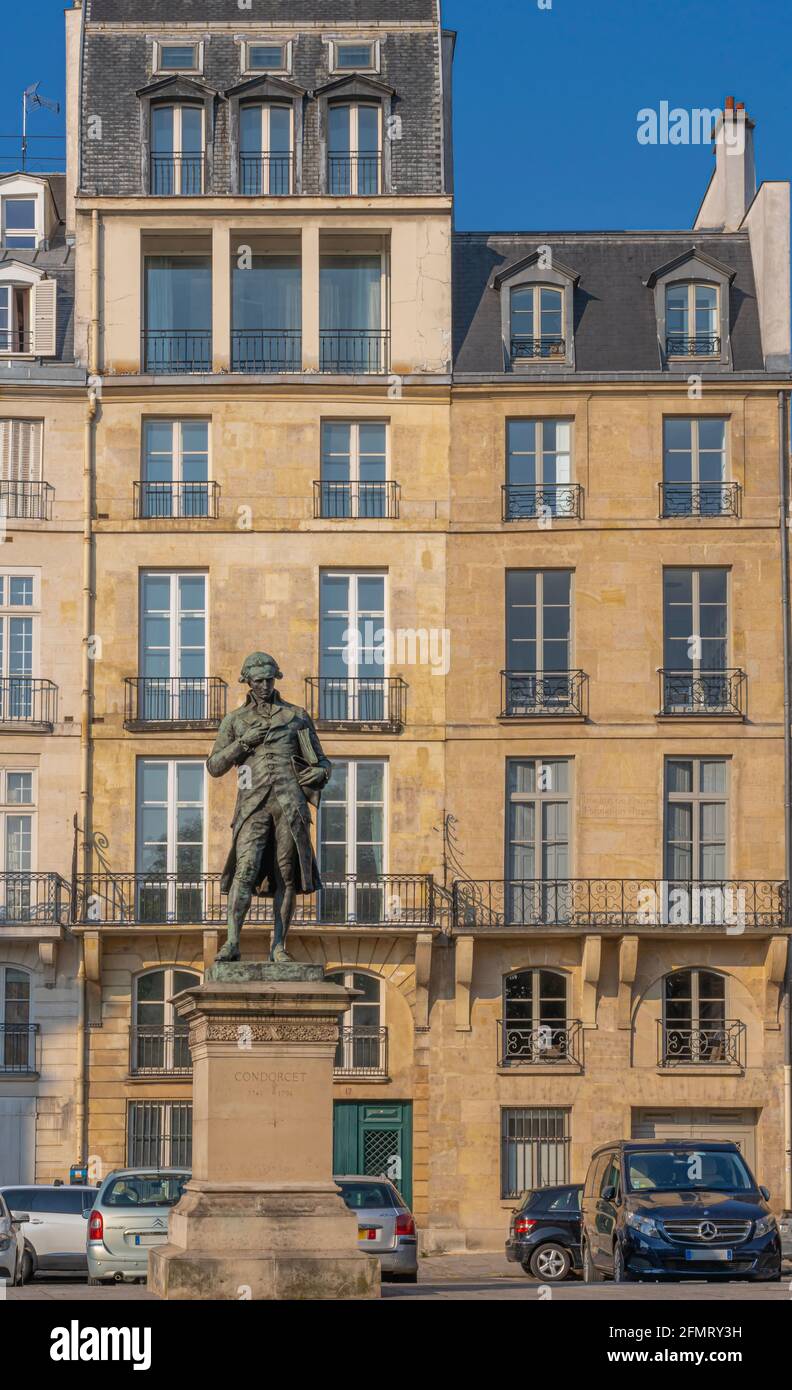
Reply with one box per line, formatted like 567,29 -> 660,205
22,83 -> 60,171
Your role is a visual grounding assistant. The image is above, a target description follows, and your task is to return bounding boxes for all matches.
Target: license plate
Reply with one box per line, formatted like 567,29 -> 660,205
358,1228 -> 377,1241
685,1248 -> 732,1261
133,1233 -> 167,1247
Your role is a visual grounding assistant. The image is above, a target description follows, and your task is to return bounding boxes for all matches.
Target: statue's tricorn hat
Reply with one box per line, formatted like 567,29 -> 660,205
239,651 -> 283,683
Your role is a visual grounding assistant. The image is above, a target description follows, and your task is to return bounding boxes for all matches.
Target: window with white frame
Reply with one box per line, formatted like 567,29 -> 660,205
319,571 -> 386,721
139,572 -> 207,721
331,41 -> 379,73
0,282 -> 31,354
0,768 -> 35,873
0,964 -> 33,1071
135,759 -> 205,924
141,419 -> 210,518
239,103 -> 293,195
506,759 -> 571,925
664,758 -> 728,882
150,104 -> 204,195
2,198 -> 36,249
662,418 -> 730,516
133,967 -> 200,1074
319,420 -> 388,518
665,282 -> 719,356
510,285 -> 564,359
506,419 -> 572,518
318,760 -> 385,923
153,41 -> 202,74
127,1099 -> 192,1167
0,266 -> 56,357
319,246 -> 387,371
242,41 -> 291,75
326,968 -> 385,1073
0,417 -> 44,518
662,567 -> 730,712
327,103 -> 381,195
0,572 -> 37,720
0,179 -> 47,252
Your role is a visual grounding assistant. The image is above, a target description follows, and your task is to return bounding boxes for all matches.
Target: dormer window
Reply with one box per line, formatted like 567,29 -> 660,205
0,264 -> 57,358
243,42 -> 290,75
511,286 -> 564,361
328,103 -> 380,195
332,41 -> 379,74
151,104 -> 204,195
154,42 -> 202,75
493,252 -> 578,371
666,283 -> 719,357
2,199 -> 37,250
240,103 -> 292,195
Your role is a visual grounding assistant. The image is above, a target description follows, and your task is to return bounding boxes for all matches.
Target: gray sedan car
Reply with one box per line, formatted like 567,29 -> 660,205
335,1175 -> 418,1282
86,1167 -> 189,1284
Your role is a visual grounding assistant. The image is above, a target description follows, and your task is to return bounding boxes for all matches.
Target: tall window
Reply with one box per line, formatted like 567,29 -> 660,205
142,419 -> 209,518
133,967 -> 199,1074
127,1100 -> 192,1167
320,252 -> 385,372
318,760 -> 385,923
2,199 -> 37,249
319,421 -> 387,518
665,282 -> 719,355
501,1108 -> 570,1198
663,968 -> 728,1064
140,572 -> 207,720
663,568 -> 729,711
326,969 -> 385,1074
328,104 -> 380,195
506,759 -> 570,924
510,286 -> 564,359
0,965 -> 32,1071
665,758 -> 728,882
0,572 -> 36,720
144,254 -> 211,373
506,420 -> 572,518
239,104 -> 292,194
0,283 -> 30,354
0,419 -> 45,520
320,571 -> 386,721
135,759 -> 205,923
0,769 -> 34,923
231,251 -> 301,372
662,419 -> 729,516
502,968 -> 569,1063
505,570 -> 573,713
150,105 -> 204,195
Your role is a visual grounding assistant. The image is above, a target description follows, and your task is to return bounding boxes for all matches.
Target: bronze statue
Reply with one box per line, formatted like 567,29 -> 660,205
207,652 -> 331,962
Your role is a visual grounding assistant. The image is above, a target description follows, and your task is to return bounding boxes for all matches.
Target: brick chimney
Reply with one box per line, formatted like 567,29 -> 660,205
694,96 -> 756,231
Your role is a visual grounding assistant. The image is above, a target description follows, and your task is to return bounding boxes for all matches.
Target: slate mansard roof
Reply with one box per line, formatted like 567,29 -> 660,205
86,0 -> 439,20
452,232 -> 765,375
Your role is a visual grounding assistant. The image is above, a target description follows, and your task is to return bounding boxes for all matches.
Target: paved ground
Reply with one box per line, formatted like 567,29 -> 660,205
6,1252 -> 791,1300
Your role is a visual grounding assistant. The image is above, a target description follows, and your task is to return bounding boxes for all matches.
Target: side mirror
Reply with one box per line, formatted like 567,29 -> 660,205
602,1185 -> 616,1203
760,1185 -> 770,1201
11,1212 -> 30,1225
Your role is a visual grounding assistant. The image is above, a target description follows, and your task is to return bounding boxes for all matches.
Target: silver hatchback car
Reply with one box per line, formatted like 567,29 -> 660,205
335,1175 -> 418,1282
86,1167 -> 189,1284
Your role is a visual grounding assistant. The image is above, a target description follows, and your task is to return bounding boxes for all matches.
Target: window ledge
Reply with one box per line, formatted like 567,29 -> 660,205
333,1074 -> 391,1085
125,1073 -> 193,1085
655,713 -> 745,724
496,1063 -> 582,1076
655,1064 -> 744,1077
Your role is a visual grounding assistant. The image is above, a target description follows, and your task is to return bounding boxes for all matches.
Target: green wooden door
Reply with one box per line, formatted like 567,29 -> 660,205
333,1101 -> 413,1208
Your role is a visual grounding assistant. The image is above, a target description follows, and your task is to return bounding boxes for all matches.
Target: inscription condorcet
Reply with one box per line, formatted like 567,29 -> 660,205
190,1018 -> 339,1045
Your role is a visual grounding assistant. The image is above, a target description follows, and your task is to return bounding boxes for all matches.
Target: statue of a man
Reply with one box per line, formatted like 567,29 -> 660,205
207,652 -> 331,963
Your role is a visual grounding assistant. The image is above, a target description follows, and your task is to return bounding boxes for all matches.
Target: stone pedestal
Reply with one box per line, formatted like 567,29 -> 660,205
148,962 -> 380,1300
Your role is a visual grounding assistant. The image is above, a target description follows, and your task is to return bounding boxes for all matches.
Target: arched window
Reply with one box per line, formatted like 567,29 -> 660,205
239,103 -> 293,195
0,964 -> 32,1071
326,969 -> 386,1075
328,103 -> 381,195
510,286 -> 564,360
502,967 -> 569,1063
132,967 -> 199,1074
665,282 -> 719,357
663,967 -> 728,1063
150,105 -> 204,195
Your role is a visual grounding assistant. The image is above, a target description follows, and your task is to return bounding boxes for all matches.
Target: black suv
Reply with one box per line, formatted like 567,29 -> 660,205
580,1140 -> 781,1283
505,1183 -> 582,1281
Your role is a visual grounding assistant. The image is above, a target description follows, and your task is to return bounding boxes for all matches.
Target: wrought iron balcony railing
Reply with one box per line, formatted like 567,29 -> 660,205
0,677 -> 57,728
511,336 -> 565,361
239,152 -> 294,196
453,879 -> 786,931
131,1025 -> 192,1076
231,330 -> 302,373
74,873 -> 434,928
0,330 -> 33,354
133,481 -> 220,520
142,331 -> 212,374
334,1026 -> 388,1077
502,483 -> 583,521
501,670 -> 588,718
0,1023 -> 39,1073
498,1019 -> 583,1068
313,480 -> 400,519
666,335 -> 721,357
319,330 -> 390,374
150,152 -> 205,196
0,872 -> 70,925
327,152 -> 382,196
306,676 -> 407,731
124,677 -> 228,729
0,481 -> 54,521
659,669 -> 746,717
659,482 -> 741,519
658,1019 -> 745,1068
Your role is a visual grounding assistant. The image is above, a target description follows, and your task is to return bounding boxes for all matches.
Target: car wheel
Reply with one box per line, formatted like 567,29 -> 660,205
530,1243 -> 571,1282
582,1239 -> 600,1284
20,1250 -> 34,1285
613,1243 -> 632,1284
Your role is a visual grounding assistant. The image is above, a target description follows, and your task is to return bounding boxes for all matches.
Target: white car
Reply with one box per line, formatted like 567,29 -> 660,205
1,1184 -> 96,1281
0,1191 -> 25,1285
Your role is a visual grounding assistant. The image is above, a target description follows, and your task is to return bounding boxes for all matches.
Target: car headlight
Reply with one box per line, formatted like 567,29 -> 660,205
754,1214 -> 777,1238
626,1212 -> 658,1238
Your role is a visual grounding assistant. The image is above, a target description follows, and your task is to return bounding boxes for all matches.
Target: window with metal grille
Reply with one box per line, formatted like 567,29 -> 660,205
501,1107 -> 570,1198
127,1100 -> 192,1168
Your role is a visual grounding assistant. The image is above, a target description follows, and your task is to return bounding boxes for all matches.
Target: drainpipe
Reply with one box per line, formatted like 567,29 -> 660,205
75,960 -> 86,1167
778,388 -> 792,1212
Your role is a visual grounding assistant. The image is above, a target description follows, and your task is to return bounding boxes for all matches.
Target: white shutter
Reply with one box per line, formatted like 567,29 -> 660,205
0,421 -> 10,482
32,279 -> 57,357
0,421 -> 42,482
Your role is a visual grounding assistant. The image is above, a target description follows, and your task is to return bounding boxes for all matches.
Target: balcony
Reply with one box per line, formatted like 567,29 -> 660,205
334,1027 -> 388,1078
313,480 -> 399,520
319,330 -> 390,374
73,873 -> 434,928
658,1020 -> 745,1068
142,331 -> 212,375
660,482 -> 741,519
133,481 -> 220,520
0,1023 -> 39,1074
130,1025 -> 192,1077
306,676 -> 407,732
502,483 -> 583,522
500,670 -> 588,719
150,153 -> 205,196
123,677 -> 228,731
511,336 -> 565,363
658,669 -> 746,718
0,481 -> 54,521
239,152 -> 294,196
0,872 -> 70,926
498,1019 -> 583,1069
231,330 -> 301,373
0,677 -> 58,730
327,152 -> 382,196
0,329 -> 32,354
453,879 -> 786,932
666,335 -> 721,357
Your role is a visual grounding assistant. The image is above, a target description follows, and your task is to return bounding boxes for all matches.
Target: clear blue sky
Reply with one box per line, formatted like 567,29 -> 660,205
2,0 -> 791,233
